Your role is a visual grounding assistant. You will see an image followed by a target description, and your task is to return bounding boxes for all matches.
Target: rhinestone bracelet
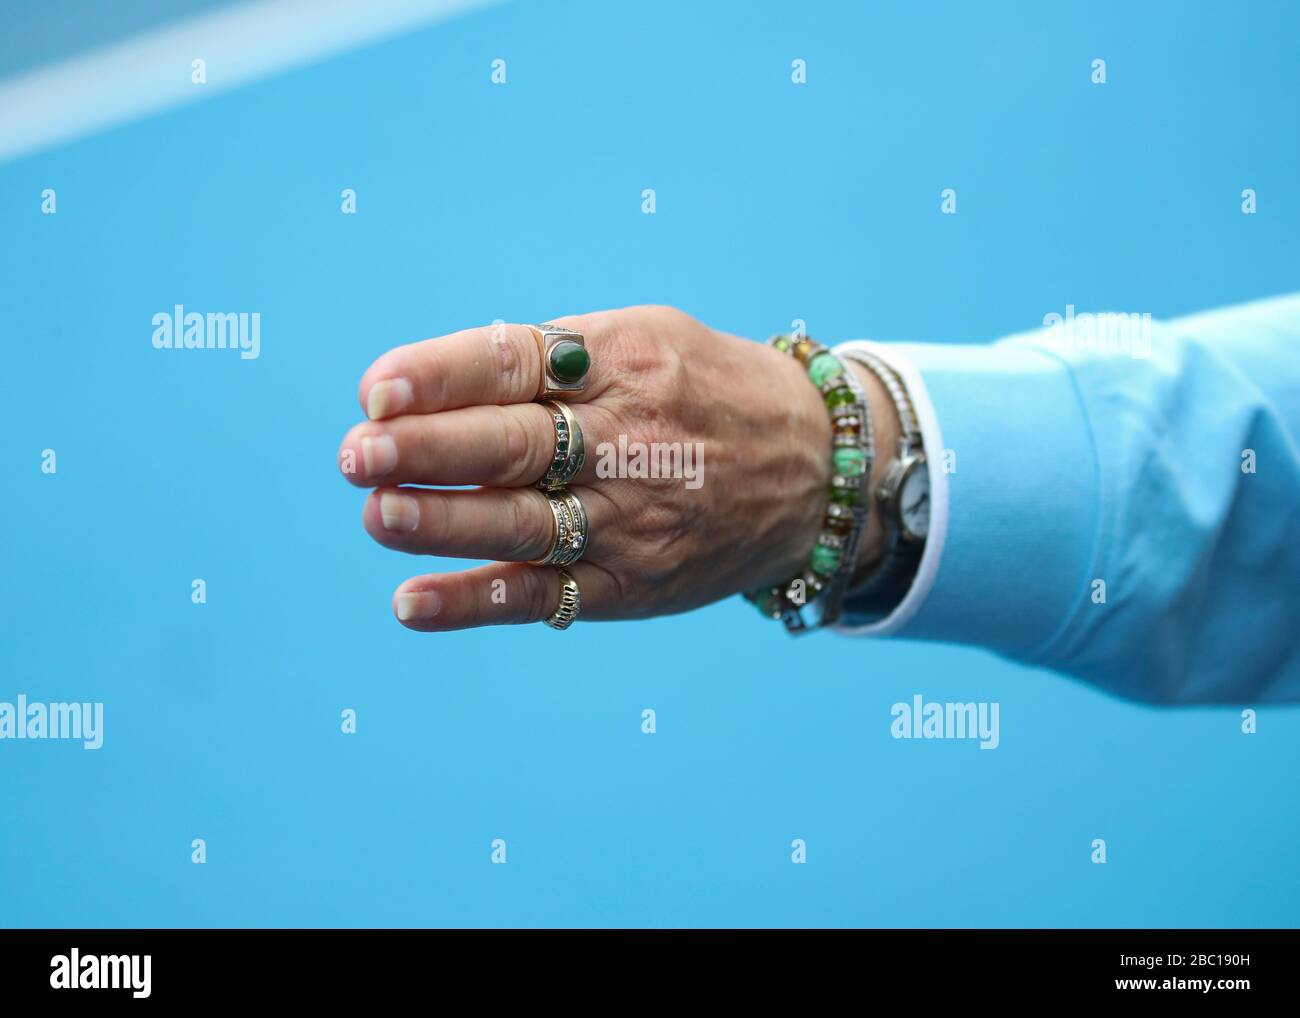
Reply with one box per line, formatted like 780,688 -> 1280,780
745,333 -> 874,632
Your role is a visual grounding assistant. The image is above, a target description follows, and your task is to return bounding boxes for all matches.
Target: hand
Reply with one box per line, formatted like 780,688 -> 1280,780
337,305 -> 897,630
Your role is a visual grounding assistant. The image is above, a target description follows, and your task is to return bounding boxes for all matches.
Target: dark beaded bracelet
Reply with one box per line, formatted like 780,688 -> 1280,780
745,333 -> 874,632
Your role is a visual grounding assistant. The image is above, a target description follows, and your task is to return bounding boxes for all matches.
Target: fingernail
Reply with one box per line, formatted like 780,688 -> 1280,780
396,591 -> 440,622
367,378 -> 413,420
360,434 -> 398,477
380,492 -> 420,532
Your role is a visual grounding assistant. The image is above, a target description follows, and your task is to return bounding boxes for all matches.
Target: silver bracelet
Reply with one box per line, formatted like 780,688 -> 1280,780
840,349 -> 930,615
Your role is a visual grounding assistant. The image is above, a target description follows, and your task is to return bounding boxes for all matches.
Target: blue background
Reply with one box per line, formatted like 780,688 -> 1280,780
2,0 -> 1297,927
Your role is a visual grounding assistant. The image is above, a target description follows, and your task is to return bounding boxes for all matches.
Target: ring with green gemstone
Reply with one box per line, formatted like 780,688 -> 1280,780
530,323 -> 590,398
537,399 -> 585,492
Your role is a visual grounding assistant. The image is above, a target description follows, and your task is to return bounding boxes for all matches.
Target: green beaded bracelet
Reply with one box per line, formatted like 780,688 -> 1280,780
745,334 -> 875,632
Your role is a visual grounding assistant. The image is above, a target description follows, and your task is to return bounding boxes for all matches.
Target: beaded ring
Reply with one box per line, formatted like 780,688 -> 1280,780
745,334 -> 874,632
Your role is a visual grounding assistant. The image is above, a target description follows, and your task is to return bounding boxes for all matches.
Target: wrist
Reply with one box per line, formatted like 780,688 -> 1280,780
747,334 -> 903,627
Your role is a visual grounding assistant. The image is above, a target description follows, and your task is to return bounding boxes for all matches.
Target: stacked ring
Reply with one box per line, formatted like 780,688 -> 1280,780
526,323 -> 592,630
530,490 -> 589,567
544,570 -> 582,630
537,400 -> 585,491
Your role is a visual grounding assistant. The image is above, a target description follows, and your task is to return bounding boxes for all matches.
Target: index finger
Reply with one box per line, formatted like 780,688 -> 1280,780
359,321 -> 598,420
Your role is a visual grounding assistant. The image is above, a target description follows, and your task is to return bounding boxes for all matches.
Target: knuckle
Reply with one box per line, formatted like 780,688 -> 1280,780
521,567 -> 553,622
490,326 -> 535,397
642,304 -> 692,327
639,501 -> 680,538
631,550 -> 675,589
422,500 -> 452,547
504,491 -> 547,561
430,360 -> 451,409
498,411 -> 540,486
638,499 -> 696,579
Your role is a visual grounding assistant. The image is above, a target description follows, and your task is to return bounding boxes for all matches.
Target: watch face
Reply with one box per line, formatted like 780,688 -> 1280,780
898,459 -> 930,540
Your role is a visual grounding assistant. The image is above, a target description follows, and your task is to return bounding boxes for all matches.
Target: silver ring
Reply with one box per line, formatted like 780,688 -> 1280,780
544,569 -> 582,630
537,400 -> 585,492
529,490 -> 589,567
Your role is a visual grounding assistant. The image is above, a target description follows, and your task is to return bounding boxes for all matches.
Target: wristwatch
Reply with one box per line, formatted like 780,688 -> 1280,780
841,350 -> 930,621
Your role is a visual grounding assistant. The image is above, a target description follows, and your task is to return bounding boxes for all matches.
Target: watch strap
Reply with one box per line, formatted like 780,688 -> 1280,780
844,538 -> 923,623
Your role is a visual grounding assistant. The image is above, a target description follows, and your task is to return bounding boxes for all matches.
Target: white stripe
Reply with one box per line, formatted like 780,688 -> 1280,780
0,0 -> 501,165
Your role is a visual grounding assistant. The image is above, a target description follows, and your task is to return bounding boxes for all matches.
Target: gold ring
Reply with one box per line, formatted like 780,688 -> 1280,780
528,323 -> 590,398
544,569 -> 581,630
529,490 -> 589,567
537,400 -> 585,491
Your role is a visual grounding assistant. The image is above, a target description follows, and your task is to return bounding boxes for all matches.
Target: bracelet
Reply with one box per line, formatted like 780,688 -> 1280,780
840,348 -> 929,618
842,348 -> 920,452
745,333 -> 875,632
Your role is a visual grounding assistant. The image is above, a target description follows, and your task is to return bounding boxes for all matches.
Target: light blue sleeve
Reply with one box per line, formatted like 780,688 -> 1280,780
883,293 -> 1300,705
